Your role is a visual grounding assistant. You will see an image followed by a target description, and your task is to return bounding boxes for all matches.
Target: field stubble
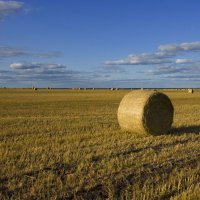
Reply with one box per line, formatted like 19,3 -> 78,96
0,89 -> 200,199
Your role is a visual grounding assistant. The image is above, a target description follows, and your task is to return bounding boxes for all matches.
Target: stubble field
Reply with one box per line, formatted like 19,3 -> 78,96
0,89 -> 200,200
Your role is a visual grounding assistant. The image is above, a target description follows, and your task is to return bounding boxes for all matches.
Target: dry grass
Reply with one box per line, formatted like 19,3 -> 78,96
0,89 -> 200,199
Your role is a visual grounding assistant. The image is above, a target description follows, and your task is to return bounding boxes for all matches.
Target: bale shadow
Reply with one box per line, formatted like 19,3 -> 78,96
170,125 -> 200,135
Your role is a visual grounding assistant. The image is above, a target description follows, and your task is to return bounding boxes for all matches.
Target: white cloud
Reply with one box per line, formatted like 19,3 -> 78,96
105,41 -> 200,67
0,1 -> 24,21
1,62 -> 111,87
10,62 -> 67,70
105,52 -> 172,65
147,62 -> 200,76
175,59 -> 195,64
147,65 -> 188,75
159,41 -> 200,52
10,62 -> 33,69
0,46 -> 62,58
0,46 -> 28,57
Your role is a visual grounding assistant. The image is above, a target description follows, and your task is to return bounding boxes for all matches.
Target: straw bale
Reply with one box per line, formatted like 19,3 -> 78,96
188,89 -> 193,93
117,91 -> 174,135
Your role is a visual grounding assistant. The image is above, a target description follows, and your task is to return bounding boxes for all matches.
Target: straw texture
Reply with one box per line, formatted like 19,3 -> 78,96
118,91 -> 174,135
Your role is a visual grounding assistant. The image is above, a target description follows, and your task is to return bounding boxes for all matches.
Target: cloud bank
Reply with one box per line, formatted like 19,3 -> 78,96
147,60 -> 200,76
1,41 -> 200,87
105,52 -> 173,65
0,46 -> 62,59
159,41 -> 200,53
10,62 -> 66,70
0,1 -> 24,21
104,41 -> 200,85
1,61 -> 111,87
105,41 -> 200,66
0,46 -> 28,57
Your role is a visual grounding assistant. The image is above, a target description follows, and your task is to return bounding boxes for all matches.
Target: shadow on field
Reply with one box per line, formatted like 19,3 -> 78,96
0,162 -> 77,199
67,153 -> 200,199
170,125 -> 200,135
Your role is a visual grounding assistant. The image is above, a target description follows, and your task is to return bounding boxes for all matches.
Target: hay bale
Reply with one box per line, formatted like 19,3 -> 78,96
34,87 -> 37,91
188,89 -> 193,93
117,91 -> 174,135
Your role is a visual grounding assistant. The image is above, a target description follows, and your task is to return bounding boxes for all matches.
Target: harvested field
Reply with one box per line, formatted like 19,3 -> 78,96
0,89 -> 200,199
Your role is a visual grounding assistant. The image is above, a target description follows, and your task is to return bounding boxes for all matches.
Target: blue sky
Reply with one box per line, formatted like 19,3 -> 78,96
0,0 -> 200,88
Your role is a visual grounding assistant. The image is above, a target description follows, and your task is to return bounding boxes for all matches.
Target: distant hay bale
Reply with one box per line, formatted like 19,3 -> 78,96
188,89 -> 193,93
118,91 -> 174,135
34,88 -> 37,91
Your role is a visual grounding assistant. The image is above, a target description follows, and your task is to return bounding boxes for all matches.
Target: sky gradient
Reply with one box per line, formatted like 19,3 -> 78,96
0,0 -> 200,88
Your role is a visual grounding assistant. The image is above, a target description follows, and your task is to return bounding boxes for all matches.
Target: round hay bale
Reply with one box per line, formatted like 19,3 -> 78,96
117,91 -> 174,135
188,89 -> 193,93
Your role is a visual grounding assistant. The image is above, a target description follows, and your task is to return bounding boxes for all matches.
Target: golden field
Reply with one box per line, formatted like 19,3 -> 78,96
0,89 -> 200,199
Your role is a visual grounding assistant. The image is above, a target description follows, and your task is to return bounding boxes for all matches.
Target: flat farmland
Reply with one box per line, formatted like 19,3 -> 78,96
0,89 -> 200,199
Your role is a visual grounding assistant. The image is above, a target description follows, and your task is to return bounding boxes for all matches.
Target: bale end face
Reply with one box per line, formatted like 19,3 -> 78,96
142,92 -> 174,135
